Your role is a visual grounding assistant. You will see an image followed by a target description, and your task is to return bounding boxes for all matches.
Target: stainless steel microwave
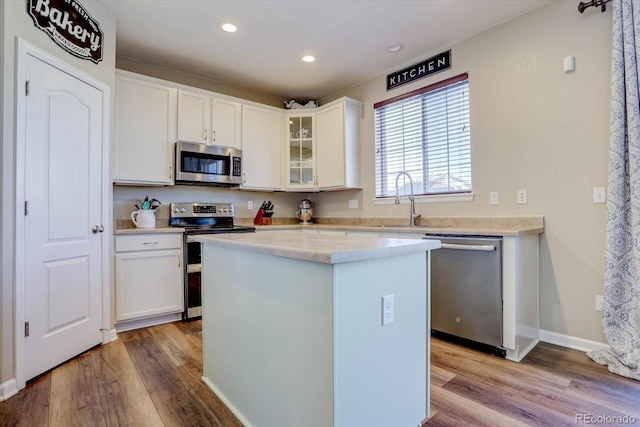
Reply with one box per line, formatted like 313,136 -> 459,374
175,141 -> 243,186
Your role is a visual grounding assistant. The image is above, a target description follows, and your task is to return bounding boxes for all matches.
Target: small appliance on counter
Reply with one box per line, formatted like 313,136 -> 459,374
296,199 -> 313,225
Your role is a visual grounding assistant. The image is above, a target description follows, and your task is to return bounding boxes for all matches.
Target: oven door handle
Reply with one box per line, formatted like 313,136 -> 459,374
187,264 -> 202,273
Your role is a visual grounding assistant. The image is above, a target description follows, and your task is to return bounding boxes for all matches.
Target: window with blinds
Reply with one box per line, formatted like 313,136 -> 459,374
374,73 -> 471,199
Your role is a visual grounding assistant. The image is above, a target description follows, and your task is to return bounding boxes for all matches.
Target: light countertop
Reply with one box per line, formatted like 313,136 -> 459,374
251,223 -> 543,237
115,216 -> 544,237
196,231 -> 441,264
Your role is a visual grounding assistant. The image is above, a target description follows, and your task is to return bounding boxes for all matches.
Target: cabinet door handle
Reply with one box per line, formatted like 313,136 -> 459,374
213,130 -> 216,142
177,255 -> 181,268
204,129 -> 208,141
142,241 -> 159,246
169,165 -> 172,180
243,172 -> 246,184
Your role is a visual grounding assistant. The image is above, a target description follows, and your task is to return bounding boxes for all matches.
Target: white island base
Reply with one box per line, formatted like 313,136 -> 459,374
198,232 -> 438,427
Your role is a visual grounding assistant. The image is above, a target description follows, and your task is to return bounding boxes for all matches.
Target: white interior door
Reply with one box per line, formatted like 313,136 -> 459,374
23,53 -> 104,380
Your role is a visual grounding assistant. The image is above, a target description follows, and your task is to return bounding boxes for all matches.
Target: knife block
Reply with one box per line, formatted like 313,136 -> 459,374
253,208 -> 273,225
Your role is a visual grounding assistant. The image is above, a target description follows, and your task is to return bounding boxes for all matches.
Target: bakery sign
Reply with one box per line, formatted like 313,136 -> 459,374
387,50 -> 451,91
28,0 -> 103,64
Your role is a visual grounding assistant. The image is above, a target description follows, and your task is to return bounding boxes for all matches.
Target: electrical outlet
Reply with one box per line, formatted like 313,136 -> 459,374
247,201 -> 253,209
593,187 -> 606,204
596,295 -> 604,312
517,189 -> 528,204
348,199 -> 358,209
382,294 -> 394,326
490,192 -> 499,205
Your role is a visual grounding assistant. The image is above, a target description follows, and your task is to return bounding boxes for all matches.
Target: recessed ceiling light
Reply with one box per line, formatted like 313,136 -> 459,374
386,42 -> 403,53
302,55 -> 316,63
220,22 -> 237,33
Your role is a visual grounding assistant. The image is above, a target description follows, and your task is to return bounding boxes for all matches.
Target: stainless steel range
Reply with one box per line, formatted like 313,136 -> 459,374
170,202 -> 255,319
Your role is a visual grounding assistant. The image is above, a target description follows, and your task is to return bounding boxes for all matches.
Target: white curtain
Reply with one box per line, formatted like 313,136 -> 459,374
587,0 -> 640,381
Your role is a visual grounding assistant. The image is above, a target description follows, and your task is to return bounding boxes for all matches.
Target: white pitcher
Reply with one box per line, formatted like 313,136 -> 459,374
131,209 -> 156,228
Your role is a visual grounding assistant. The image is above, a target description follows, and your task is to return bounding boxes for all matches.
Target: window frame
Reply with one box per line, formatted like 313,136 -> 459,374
373,72 -> 473,202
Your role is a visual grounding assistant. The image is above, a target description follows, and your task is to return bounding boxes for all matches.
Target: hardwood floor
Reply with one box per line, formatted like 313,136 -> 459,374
2,320 -> 639,426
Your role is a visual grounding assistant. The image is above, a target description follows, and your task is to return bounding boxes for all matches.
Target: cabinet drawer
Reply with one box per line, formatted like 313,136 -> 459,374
115,234 -> 182,252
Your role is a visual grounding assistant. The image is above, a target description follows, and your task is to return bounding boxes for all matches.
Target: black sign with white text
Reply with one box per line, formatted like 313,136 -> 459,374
387,50 -> 451,91
28,0 -> 103,64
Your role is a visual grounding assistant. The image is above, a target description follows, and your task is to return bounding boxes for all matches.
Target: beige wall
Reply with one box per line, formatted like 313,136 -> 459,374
317,1 -> 612,344
1,0 -> 116,386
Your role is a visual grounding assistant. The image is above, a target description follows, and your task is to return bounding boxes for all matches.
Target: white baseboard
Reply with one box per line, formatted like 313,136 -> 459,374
539,329 -> 610,353
201,376 -> 253,427
0,378 -> 18,402
114,312 -> 182,333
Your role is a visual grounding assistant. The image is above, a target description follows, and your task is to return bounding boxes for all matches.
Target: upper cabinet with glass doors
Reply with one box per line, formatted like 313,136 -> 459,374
285,97 -> 363,191
287,114 -> 315,189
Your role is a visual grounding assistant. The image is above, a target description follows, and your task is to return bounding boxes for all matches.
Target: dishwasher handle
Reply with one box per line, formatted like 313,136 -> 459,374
440,242 -> 497,252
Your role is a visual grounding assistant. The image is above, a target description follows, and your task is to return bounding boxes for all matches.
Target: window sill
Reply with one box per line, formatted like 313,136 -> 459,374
374,192 -> 475,205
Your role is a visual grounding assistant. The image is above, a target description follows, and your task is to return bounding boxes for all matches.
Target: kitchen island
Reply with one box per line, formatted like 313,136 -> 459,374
196,231 -> 440,427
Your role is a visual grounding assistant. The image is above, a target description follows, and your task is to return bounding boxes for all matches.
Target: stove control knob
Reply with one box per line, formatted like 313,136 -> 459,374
179,208 -> 186,213
173,207 -> 179,213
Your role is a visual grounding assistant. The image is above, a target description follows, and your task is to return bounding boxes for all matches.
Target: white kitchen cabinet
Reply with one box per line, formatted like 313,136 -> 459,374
212,97 -> 243,149
114,234 -> 184,327
502,234 -> 539,362
114,71 -> 176,185
177,89 -> 210,144
285,97 -> 362,191
177,89 -> 242,148
315,98 -> 362,189
241,104 -> 283,190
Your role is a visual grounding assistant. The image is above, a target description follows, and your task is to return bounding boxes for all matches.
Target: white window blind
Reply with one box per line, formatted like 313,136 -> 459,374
374,73 -> 471,198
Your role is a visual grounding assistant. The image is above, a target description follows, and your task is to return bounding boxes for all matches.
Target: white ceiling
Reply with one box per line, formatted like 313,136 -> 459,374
97,0 -> 551,102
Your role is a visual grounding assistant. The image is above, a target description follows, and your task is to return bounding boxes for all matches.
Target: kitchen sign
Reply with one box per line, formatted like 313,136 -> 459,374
386,50 -> 451,91
28,0 -> 103,64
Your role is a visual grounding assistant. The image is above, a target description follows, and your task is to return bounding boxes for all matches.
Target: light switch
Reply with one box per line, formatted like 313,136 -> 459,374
593,187 -> 606,204
563,55 -> 575,73
490,192 -> 499,205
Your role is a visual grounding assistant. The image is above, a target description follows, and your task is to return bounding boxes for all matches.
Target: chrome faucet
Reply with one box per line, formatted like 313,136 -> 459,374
394,172 -> 421,226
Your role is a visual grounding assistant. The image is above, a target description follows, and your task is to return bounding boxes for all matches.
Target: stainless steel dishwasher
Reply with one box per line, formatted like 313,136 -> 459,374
423,235 -> 505,356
